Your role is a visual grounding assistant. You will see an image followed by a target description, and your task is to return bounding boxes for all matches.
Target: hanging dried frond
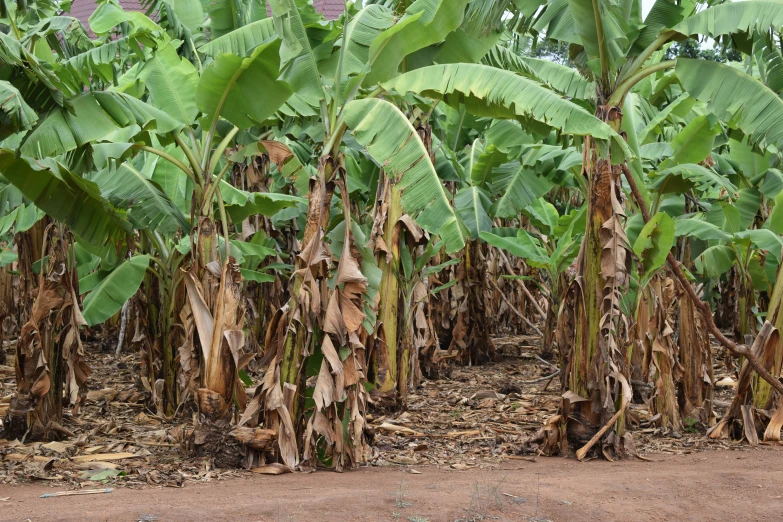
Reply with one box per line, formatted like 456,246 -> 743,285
4,224 -> 89,442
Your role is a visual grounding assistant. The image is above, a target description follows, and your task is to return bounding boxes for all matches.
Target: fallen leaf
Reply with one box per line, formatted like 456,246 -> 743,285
250,463 -> 292,475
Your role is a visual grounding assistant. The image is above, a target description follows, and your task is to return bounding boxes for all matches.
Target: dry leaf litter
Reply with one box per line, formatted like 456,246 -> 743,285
0,333 -> 763,488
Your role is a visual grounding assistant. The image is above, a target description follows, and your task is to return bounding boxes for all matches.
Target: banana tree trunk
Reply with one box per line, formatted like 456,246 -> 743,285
0,260 -> 15,366
138,268 -> 185,418
256,156 -> 370,469
280,160 -> 336,391
5,224 -> 89,441
182,179 -> 248,466
542,300 -> 557,360
397,292 -> 414,408
560,105 -> 632,458
16,219 -> 47,327
678,242 -> 715,426
371,174 -> 402,397
647,277 -> 681,430
257,161 -> 337,469
678,290 -> 714,423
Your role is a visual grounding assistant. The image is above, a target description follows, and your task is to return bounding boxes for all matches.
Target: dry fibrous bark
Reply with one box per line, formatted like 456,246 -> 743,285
0,260 -> 16,366
552,106 -> 634,460
4,224 -> 90,442
678,279 -> 715,426
429,241 -> 497,370
643,277 -> 683,430
244,157 -> 369,471
369,170 -> 402,399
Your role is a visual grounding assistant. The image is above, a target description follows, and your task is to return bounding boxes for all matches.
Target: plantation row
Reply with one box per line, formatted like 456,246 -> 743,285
2,0 -> 783,468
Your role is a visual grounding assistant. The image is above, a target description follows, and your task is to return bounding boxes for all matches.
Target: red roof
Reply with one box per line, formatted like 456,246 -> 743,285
68,0 -> 346,32
314,0 -> 345,19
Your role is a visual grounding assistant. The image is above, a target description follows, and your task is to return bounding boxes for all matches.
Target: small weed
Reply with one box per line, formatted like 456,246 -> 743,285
394,476 -> 413,508
454,481 -> 501,522
486,474 -> 508,510
408,516 -> 429,522
683,417 -> 699,433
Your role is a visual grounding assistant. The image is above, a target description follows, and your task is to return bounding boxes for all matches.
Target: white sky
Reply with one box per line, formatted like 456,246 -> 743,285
642,0 -> 654,18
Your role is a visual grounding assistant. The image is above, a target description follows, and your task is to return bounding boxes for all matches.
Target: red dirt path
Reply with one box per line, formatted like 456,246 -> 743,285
1,446 -> 781,521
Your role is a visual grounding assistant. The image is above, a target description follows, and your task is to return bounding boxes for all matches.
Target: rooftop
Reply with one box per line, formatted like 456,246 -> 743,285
67,0 -> 347,32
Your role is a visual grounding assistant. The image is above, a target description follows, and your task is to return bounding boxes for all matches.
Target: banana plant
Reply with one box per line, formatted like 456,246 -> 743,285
1,4 -> 300,451
486,0 -> 783,457
197,0 -> 504,469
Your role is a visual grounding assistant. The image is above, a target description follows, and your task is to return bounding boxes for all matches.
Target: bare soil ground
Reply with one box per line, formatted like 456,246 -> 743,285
0,334 -> 775,521
1,447 -> 782,521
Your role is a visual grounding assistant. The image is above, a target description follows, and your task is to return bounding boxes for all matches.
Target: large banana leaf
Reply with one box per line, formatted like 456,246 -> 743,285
670,1 -> 783,39
343,98 -> 466,253
728,137 -> 769,178
196,38 -> 293,129
633,211 -> 675,283
364,0 -> 470,86
138,39 -> 199,125
455,186 -> 492,240
734,229 -> 783,262
637,93 -> 695,144
674,217 -> 731,242
567,0 -> 637,76
81,254 -> 150,326
147,145 -> 193,214
89,0 -> 162,35
413,27 -> 501,68
219,181 -> 305,222
204,0 -> 236,38
695,245 -> 735,278
676,58 -> 783,152
524,198 -> 560,236
483,45 -> 594,100
0,80 -> 37,135
92,162 -> 190,236
268,0 -> 324,110
198,18 -> 276,57
21,91 -> 182,158
649,163 -> 737,198
382,64 -> 627,150
0,151 -> 131,247
755,34 -> 783,94
659,114 -> 720,168
480,229 -> 550,267
490,163 -> 554,219
468,139 -> 507,188
319,4 -> 395,86
60,34 -> 147,87
705,189 -> 762,234
621,93 -> 651,209
533,0 -> 580,46
165,0 -> 205,33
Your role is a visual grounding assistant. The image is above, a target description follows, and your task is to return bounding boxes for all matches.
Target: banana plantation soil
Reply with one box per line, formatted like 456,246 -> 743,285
0,334 -> 779,520
1,448 -> 783,521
